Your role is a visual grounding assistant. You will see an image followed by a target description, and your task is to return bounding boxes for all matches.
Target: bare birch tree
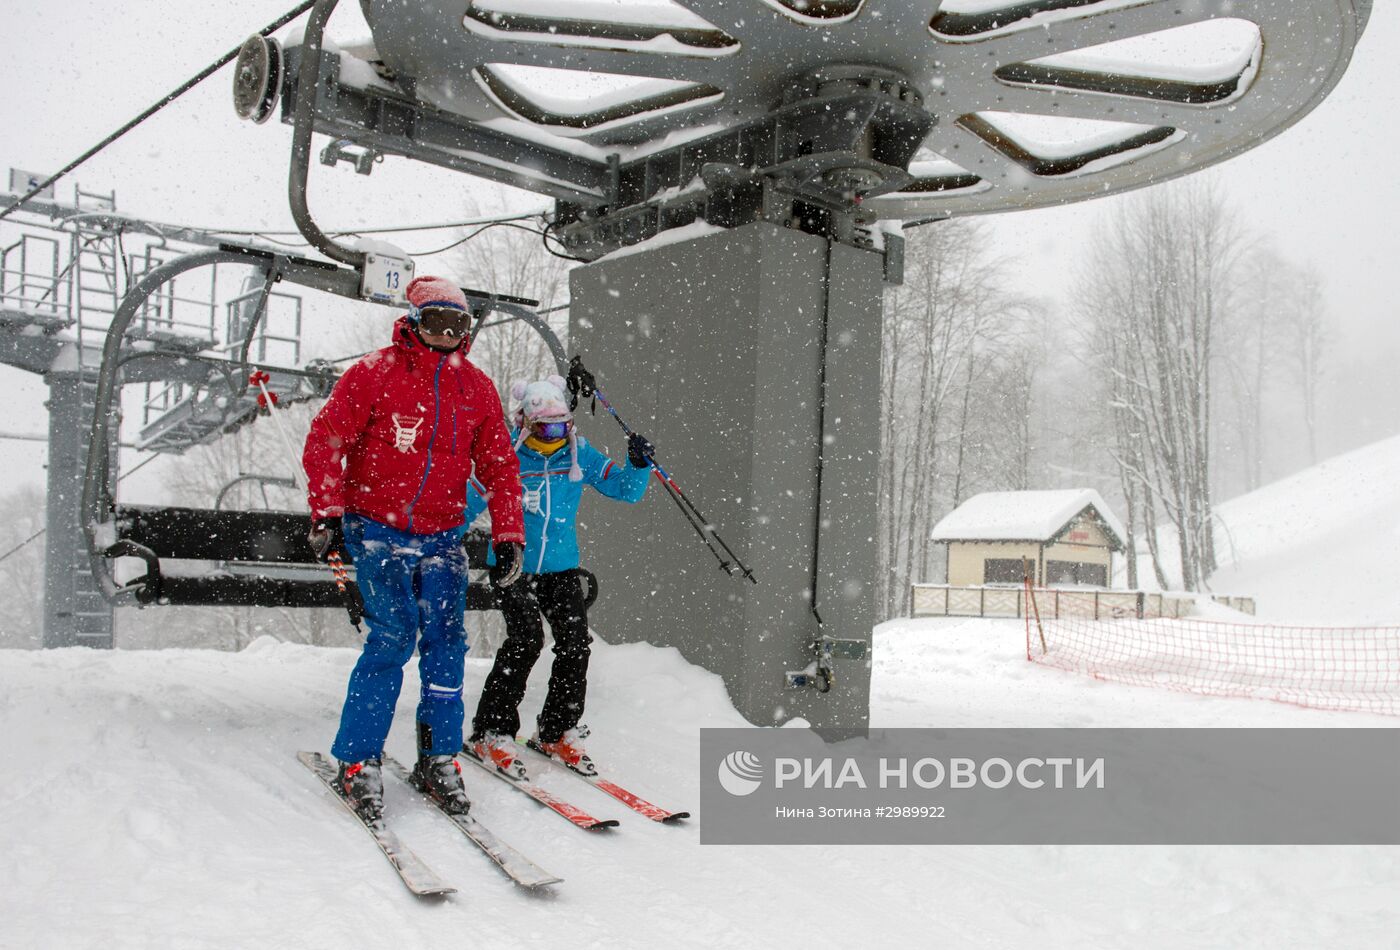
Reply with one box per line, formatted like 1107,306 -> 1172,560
1077,181 -> 1245,590
1286,268 -> 1327,467
877,219 -> 1032,617
1218,245 -> 1287,495
972,324 -> 1046,495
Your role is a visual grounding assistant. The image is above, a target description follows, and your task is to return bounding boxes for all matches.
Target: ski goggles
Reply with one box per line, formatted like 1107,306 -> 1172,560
531,419 -> 572,441
417,305 -> 472,338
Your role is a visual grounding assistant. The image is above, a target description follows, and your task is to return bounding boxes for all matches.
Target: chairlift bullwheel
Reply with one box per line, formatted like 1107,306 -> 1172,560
232,34 -> 283,125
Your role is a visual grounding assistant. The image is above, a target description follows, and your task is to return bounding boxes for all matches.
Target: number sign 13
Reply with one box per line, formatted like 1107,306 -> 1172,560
361,252 -> 416,305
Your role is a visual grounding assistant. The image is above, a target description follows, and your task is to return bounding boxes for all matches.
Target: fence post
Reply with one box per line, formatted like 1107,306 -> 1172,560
1023,575 -> 1031,660
1026,579 -> 1047,656
980,586 -> 985,619
1094,591 -> 1100,621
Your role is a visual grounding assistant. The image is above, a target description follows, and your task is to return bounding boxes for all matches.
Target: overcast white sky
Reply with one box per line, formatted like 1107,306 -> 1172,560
0,0 -> 1396,496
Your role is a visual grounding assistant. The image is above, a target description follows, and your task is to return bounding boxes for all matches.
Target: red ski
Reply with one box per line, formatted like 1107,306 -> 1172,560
521,741 -> 691,824
458,748 -> 619,831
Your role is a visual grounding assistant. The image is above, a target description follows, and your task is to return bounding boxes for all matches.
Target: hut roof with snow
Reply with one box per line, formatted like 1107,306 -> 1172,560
930,489 -> 1126,550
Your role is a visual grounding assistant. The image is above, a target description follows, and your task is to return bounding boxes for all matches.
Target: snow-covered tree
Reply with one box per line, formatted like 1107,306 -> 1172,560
877,219 -> 1036,617
1076,181 -> 1246,591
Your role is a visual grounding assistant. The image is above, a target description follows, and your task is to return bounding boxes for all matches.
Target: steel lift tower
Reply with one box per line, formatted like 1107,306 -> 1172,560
0,183 -> 320,648
229,0 -> 1366,734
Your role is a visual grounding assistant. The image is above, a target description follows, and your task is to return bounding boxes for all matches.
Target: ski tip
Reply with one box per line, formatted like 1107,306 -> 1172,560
415,885 -> 459,898
660,811 -> 691,823
588,819 -> 622,831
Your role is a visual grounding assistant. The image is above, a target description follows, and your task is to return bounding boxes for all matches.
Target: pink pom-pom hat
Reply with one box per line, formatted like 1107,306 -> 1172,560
405,275 -> 468,314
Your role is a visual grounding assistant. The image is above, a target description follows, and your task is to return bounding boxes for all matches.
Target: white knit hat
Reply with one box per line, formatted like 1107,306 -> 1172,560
512,375 -> 582,481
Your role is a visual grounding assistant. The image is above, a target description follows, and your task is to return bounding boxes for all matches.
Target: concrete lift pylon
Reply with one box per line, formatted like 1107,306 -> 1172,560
231,0 -> 1363,733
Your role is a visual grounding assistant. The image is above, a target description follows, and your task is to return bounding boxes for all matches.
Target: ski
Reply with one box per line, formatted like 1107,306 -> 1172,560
458,748 -> 620,831
521,740 -> 691,824
381,756 -> 563,889
296,751 -> 456,898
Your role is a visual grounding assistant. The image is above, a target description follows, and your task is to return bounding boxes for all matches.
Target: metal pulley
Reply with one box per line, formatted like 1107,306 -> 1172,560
232,34 -> 283,124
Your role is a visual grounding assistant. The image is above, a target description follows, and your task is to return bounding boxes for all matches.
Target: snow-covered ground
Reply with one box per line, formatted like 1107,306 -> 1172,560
2,621 -> 1396,950
4,437 -> 1400,949
1208,432 -> 1400,624
1146,432 -> 1400,624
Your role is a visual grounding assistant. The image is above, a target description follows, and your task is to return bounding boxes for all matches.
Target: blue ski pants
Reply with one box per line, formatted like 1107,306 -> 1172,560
331,513 -> 469,763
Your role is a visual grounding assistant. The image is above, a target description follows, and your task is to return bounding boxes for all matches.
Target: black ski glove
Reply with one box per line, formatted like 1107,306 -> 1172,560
307,516 -> 345,562
566,356 -> 597,412
491,541 -> 523,588
627,432 -> 654,468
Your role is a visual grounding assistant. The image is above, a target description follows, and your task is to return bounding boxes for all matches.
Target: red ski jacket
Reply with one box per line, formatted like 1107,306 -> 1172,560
303,317 -> 524,540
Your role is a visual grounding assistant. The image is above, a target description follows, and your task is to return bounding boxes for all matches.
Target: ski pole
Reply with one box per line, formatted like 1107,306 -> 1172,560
567,357 -> 757,584
250,371 -> 364,629
563,381 -> 735,575
574,363 -> 756,583
567,357 -> 740,574
647,459 -> 756,584
653,472 -> 740,577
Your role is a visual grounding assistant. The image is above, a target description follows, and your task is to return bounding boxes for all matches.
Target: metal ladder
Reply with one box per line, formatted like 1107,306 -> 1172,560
137,273 -> 304,453
61,189 -> 123,645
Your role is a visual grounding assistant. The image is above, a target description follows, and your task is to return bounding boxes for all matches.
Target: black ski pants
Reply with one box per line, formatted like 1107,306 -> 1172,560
471,569 -> 592,743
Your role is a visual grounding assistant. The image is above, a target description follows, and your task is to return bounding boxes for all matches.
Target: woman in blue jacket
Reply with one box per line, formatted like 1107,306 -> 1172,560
464,375 -> 650,777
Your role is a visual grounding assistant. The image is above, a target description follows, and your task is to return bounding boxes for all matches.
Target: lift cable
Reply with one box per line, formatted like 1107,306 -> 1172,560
404,221 -> 545,257
197,207 -> 551,239
322,299 -> 571,367
541,220 -> 590,262
224,218 -> 547,257
0,0 -> 318,225
44,209 -> 552,260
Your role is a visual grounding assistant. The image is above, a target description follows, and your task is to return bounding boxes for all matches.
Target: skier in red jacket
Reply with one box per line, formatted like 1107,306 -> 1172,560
303,275 -> 524,822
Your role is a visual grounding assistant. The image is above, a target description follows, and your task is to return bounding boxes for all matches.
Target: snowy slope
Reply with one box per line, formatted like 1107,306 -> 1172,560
1130,433 -> 1400,622
4,620 -> 1398,950
1203,433 -> 1400,623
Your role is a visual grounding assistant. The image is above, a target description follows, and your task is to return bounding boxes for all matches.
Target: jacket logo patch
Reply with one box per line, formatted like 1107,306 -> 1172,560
522,484 -> 544,515
390,414 -> 424,453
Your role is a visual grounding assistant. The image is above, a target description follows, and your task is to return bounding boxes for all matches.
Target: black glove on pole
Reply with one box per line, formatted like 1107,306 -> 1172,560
627,432 -> 654,468
566,355 -> 597,412
491,541 -> 523,588
307,515 -> 364,631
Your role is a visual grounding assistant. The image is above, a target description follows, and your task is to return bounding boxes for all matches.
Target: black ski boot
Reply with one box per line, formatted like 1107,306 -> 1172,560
336,758 -> 385,823
411,754 -> 472,816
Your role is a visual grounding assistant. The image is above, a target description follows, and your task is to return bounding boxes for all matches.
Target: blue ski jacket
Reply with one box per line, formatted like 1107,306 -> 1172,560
466,433 -> 649,574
